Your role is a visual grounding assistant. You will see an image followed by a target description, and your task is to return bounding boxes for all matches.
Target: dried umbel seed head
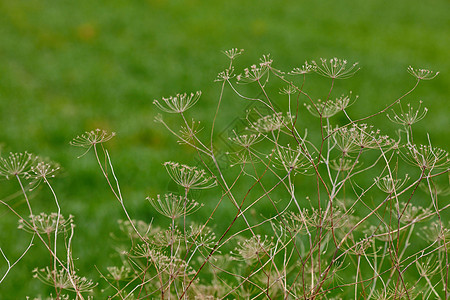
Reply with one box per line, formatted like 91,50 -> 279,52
374,174 -> 409,194
387,101 -> 428,127
270,144 -> 312,175
223,48 -> 244,60
279,84 -> 299,95
305,92 -> 357,118
18,213 -> 74,235
396,202 -> 431,224
420,222 -> 450,244
106,266 -> 133,282
407,66 -> 439,80
154,91 -> 202,114
289,61 -> 316,75
330,124 -> 394,156
236,54 -> 273,84
27,160 -> 60,190
32,267 -> 97,293
179,119 -> 202,144
163,161 -> 217,190
312,58 -> 360,79
229,131 -> 262,149
419,181 -> 450,196
402,143 -> 450,171
0,152 -> 38,179
329,158 -> 357,172
188,224 -> 216,250
215,67 -> 235,82
146,193 -> 203,220
250,112 -> 293,133
70,129 -> 116,157
233,235 -> 274,261
117,219 -> 153,241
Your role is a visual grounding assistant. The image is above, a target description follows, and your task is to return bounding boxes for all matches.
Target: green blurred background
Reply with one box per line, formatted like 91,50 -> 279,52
0,0 -> 448,297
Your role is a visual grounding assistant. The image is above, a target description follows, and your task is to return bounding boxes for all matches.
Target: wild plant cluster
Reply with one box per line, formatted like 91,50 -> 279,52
0,49 -> 448,299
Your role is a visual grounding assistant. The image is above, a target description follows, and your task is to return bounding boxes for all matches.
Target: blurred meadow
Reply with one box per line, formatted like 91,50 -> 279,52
0,0 -> 449,297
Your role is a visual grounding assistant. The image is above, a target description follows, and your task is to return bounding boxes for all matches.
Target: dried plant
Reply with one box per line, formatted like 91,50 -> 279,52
1,50 -> 448,299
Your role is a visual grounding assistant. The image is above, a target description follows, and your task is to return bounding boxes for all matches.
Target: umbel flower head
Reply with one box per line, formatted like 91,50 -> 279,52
223,48 -> 244,61
153,91 -> 202,113
387,101 -> 428,127
18,213 -> 74,235
233,235 -> 274,261
270,144 -> 312,175
0,152 -> 38,179
27,160 -> 60,190
146,193 -> 203,220
70,129 -> 116,157
402,143 -> 450,171
374,174 -> 409,194
305,92 -> 357,118
289,61 -> 316,75
33,267 -> 97,293
163,161 -> 217,190
312,58 -> 360,79
407,66 -> 439,80
236,54 -> 273,84
250,112 -> 293,133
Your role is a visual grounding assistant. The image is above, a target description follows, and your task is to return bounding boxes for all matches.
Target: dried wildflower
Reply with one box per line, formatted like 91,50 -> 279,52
329,158 -> 357,172
279,84 -> 299,95
415,256 -> 440,277
153,225 -> 182,247
289,61 -> 316,75
402,143 -> 450,171
132,243 -> 162,259
215,67 -> 235,82
146,193 -> 203,220
0,152 -> 37,179
420,222 -> 450,244
117,219 -> 153,240
226,151 -> 252,167
153,91 -> 202,114
250,112 -> 292,133
407,66 -> 439,80
312,58 -> 360,79
387,101 -> 428,128
158,256 -> 195,281
372,283 -> 418,300
374,174 -> 409,194
396,202 -> 431,224
347,238 -> 371,256
27,160 -> 60,190
280,211 -> 307,233
106,266 -> 133,281
365,225 -> 400,242
270,144 -> 312,175
188,224 -> 216,250
70,129 -> 115,157
179,119 -> 202,144
419,181 -> 450,196
305,92 -> 356,118
228,131 -> 262,148
223,48 -> 244,60
163,161 -> 217,190
233,235 -> 274,261
18,213 -> 74,235
331,124 -> 393,156
236,55 -> 272,84
33,267 -> 97,293
26,295 -> 74,300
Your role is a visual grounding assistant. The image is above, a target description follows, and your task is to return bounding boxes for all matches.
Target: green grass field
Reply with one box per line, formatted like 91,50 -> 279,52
0,0 -> 449,297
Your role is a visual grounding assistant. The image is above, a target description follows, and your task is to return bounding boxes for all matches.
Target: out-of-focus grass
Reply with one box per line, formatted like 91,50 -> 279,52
0,0 -> 448,297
